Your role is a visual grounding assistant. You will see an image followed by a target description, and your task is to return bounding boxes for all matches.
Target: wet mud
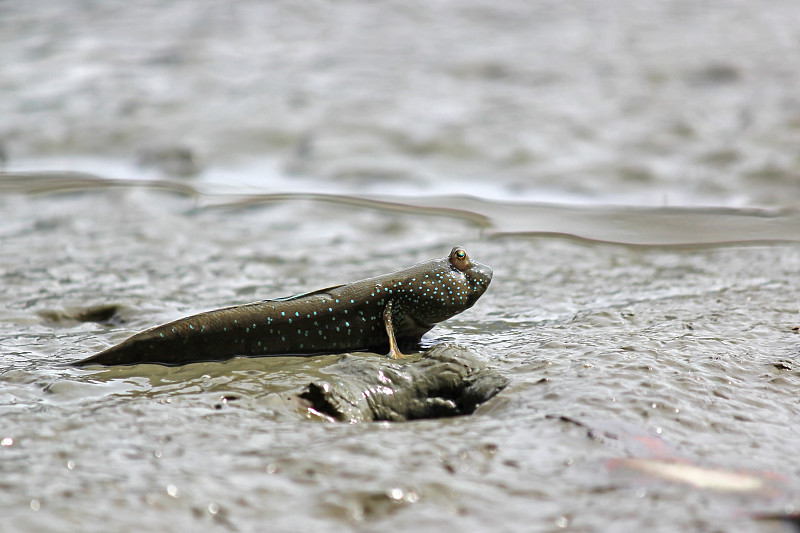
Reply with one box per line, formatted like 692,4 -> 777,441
298,345 -> 509,422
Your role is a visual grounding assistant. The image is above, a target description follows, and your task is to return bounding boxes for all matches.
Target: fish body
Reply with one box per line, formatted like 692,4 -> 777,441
74,246 -> 492,366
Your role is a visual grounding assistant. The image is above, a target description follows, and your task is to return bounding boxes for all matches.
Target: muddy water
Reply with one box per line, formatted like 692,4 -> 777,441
3,182 -> 800,532
3,1 -> 800,532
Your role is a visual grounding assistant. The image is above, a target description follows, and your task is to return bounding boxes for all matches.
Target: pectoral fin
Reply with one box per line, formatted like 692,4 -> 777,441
382,300 -> 405,360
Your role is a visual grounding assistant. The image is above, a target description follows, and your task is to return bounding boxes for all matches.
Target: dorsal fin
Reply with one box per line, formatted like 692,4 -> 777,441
264,283 -> 347,302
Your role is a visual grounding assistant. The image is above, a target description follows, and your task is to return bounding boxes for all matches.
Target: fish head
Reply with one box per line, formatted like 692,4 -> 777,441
401,246 -> 493,326
447,245 -> 493,308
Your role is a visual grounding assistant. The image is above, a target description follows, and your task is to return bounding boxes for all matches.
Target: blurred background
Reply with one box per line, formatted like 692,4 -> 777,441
3,0 -> 799,206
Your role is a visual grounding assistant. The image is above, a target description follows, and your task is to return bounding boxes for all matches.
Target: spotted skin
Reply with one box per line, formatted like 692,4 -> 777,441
74,246 -> 493,366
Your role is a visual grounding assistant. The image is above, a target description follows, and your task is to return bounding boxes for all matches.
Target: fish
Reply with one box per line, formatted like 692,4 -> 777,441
73,246 -> 493,366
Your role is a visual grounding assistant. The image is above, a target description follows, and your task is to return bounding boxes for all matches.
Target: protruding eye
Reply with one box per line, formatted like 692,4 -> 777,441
449,246 -> 470,271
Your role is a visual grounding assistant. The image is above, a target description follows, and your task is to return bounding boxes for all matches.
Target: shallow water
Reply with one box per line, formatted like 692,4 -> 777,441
3,1 -> 800,532
3,182 -> 800,532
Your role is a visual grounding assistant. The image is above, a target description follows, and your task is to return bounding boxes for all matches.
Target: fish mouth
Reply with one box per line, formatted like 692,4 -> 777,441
470,261 -> 493,287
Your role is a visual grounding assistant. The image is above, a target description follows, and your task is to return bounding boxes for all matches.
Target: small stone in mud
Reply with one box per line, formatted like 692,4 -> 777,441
38,304 -> 120,324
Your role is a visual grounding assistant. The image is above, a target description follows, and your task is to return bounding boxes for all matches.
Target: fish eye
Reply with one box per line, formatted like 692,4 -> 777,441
450,247 -> 470,270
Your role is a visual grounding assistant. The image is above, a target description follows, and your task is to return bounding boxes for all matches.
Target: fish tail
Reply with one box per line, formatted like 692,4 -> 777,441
74,316 -> 231,366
